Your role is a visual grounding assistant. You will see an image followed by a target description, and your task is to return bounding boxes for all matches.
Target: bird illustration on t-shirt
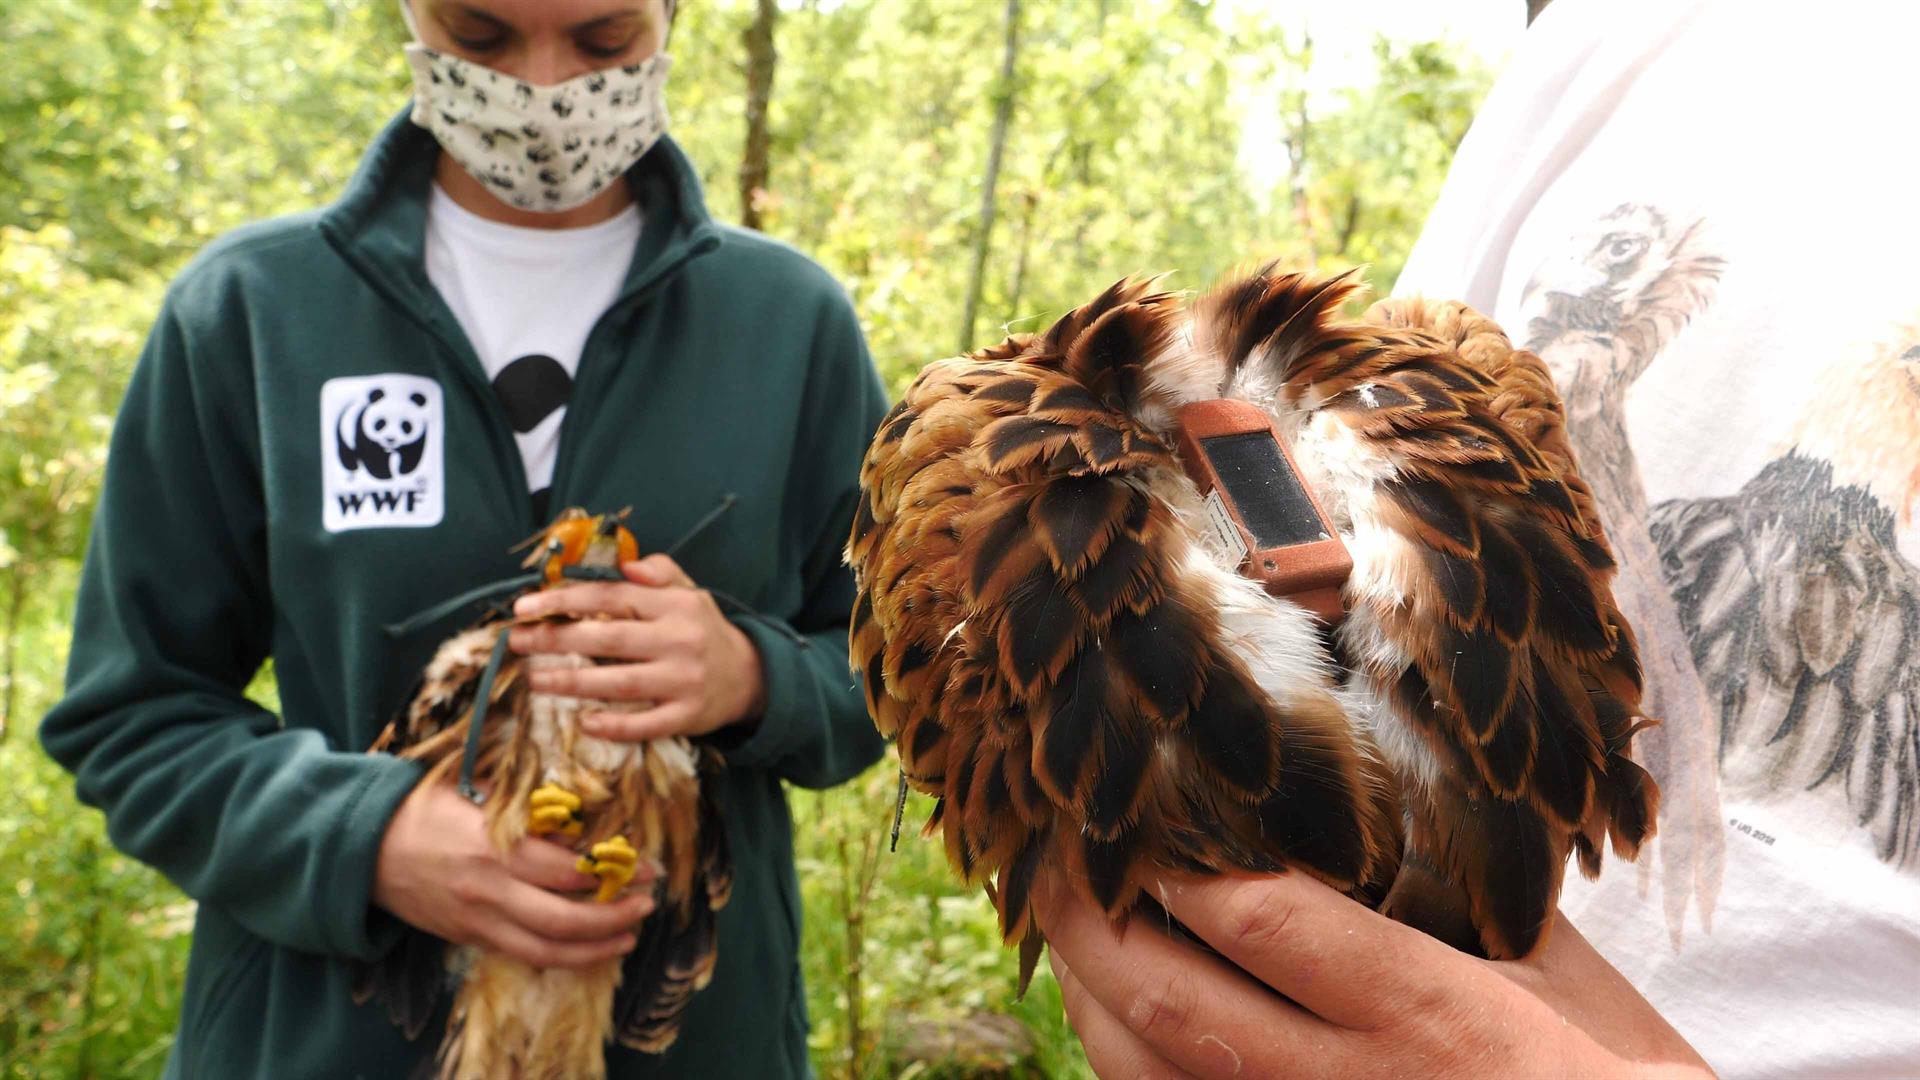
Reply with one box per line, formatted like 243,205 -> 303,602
1650,331 -> 1920,864
1520,203 -> 1728,942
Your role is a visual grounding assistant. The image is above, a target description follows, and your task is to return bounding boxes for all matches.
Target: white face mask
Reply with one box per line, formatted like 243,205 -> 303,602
399,34 -> 672,213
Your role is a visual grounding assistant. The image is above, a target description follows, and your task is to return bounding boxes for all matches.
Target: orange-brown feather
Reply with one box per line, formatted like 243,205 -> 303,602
855,267 -> 1658,972
359,512 -> 730,1075
1197,268 -> 1655,958
850,281 -> 1400,973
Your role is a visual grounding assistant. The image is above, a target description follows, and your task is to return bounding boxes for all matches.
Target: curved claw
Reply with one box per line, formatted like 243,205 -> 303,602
576,835 -> 640,903
528,784 -> 584,838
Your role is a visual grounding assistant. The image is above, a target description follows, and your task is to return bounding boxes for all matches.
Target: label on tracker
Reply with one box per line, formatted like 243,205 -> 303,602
1201,488 -> 1251,565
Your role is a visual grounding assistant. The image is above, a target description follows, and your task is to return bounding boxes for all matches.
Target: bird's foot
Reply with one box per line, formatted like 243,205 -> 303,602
528,784 -> 584,838
576,835 -> 639,903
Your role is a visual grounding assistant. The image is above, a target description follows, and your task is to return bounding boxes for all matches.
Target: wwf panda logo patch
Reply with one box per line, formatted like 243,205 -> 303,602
321,374 -> 444,532
337,387 -> 429,479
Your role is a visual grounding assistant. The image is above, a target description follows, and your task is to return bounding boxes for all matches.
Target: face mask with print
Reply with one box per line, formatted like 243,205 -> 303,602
399,18 -> 672,213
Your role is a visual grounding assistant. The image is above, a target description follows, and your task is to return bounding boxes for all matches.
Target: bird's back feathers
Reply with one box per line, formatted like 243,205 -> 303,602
851,266 -> 1659,965
356,605 -> 732,1076
851,280 -> 1403,969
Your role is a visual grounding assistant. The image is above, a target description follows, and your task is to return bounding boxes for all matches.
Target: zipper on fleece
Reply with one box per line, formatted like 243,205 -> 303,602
545,235 -> 717,528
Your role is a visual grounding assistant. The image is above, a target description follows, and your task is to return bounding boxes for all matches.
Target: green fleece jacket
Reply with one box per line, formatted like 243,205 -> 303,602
41,110 -> 888,1079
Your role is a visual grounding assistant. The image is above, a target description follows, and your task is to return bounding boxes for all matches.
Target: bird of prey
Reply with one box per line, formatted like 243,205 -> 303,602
848,268 -> 1659,979
356,509 -> 733,1080
1521,203 -> 1728,935
1651,333 -> 1920,863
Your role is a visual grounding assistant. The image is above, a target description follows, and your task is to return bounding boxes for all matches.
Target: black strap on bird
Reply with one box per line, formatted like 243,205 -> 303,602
889,768 -> 910,853
399,494 -> 814,803
382,573 -> 542,638
381,495 -> 743,639
456,625 -> 514,804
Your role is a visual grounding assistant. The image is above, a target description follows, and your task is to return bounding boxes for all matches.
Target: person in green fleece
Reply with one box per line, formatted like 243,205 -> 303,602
40,1 -> 888,1076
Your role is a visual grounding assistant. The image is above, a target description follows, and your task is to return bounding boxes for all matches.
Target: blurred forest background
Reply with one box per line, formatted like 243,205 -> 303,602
0,0 -> 1498,1076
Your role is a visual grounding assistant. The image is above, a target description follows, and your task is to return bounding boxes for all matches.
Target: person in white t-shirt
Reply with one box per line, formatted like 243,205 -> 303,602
1034,1 -> 1918,1076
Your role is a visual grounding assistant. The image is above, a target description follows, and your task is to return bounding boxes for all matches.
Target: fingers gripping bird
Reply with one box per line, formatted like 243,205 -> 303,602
847,269 -> 1659,981
356,509 -> 733,1080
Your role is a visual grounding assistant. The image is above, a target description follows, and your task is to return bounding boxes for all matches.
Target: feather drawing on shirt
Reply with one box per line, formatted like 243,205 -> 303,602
1650,329 -> 1920,865
1520,204 -> 1729,944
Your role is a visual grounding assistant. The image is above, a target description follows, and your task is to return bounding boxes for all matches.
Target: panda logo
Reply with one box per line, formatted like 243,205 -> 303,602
320,374 -> 444,532
336,387 -> 430,479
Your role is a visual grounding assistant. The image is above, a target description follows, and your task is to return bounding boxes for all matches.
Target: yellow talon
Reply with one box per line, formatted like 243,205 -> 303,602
576,835 -> 639,903
528,785 -> 584,838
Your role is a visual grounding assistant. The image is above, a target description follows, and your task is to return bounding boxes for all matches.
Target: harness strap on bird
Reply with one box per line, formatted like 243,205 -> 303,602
889,768 -> 910,853
456,625 -> 514,804
381,495 -> 746,639
393,494 -> 812,804
382,573 -> 542,638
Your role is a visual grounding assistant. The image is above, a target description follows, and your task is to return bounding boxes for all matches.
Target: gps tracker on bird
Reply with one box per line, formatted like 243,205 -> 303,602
1171,399 -> 1351,623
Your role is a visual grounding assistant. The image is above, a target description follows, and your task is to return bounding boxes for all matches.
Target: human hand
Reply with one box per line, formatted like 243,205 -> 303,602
372,781 -> 659,969
1036,868 -> 1713,1080
506,554 -> 767,741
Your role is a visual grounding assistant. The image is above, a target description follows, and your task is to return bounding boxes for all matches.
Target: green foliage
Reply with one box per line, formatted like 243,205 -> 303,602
0,1 -> 1488,1076
0,567 -> 193,1079
795,772 -> 1091,1080
1290,38 -> 1490,286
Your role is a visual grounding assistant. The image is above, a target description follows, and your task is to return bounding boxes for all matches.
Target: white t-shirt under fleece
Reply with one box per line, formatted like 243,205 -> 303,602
424,184 -> 641,517
1397,1 -> 1920,1074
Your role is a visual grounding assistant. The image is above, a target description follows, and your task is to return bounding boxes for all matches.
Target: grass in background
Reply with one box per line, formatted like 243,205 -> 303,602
1,575 -> 1086,1078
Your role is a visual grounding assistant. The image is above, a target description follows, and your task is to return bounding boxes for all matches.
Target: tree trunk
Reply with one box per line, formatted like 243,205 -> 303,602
1006,190 -> 1038,320
1282,33 -> 1316,261
0,561 -> 22,743
739,0 -> 778,231
1334,190 -> 1363,260
1526,0 -> 1554,24
957,0 -> 1022,354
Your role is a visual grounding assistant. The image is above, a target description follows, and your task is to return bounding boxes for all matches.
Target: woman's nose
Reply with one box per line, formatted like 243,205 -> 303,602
518,42 -> 587,88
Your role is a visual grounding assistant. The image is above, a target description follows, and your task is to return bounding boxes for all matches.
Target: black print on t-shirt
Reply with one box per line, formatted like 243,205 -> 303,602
491,353 -> 573,434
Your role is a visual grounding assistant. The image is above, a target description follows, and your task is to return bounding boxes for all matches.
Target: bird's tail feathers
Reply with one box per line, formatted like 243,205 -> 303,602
1193,264 -> 1368,397
613,774 -> 732,1053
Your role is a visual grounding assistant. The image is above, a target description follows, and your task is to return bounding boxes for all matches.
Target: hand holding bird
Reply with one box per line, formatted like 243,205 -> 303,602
507,552 -> 768,742
1037,867 -> 1712,1078
847,266 -> 1660,996
372,780 -> 659,971
360,510 -> 737,1078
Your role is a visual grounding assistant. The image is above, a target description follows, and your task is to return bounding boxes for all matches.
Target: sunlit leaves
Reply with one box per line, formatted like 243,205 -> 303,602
0,2 -> 1485,1075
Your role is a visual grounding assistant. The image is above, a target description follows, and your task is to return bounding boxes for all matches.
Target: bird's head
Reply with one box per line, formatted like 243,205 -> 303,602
1519,203 -> 1676,328
1789,329 -> 1920,555
523,507 -> 638,585
1520,202 -> 1726,362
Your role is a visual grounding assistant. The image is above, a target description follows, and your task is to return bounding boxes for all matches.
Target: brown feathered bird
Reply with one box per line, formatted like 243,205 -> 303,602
356,509 -> 733,1080
847,269 -> 1659,980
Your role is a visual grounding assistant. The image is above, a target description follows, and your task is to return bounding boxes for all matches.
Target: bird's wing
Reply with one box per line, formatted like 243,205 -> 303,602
1371,297 -> 1616,564
613,751 -> 734,1052
358,616 -> 738,1053
1196,273 -> 1657,958
849,281 -> 1400,961
1651,455 -> 1920,864
353,621 -> 529,1039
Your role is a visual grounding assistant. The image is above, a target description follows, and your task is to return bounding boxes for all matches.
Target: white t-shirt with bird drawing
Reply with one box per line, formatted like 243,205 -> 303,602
1396,0 -> 1920,1074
